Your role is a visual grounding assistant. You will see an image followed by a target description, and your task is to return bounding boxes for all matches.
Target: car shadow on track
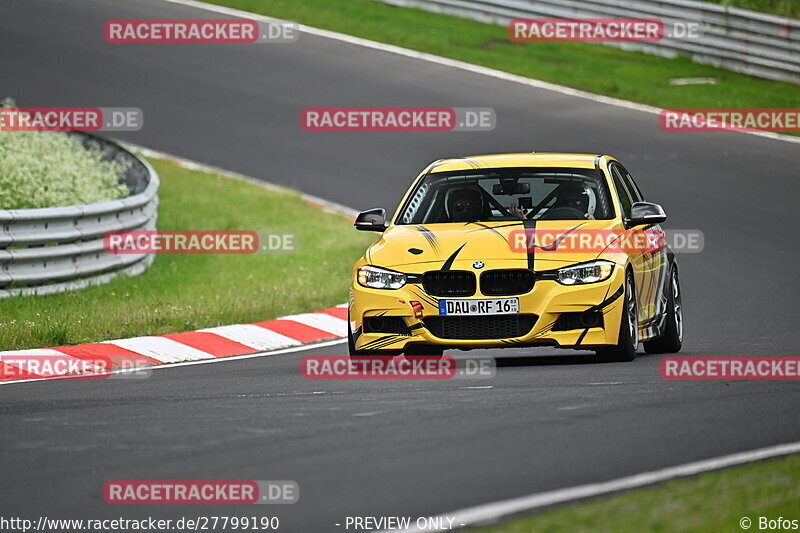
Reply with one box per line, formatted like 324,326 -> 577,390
494,354 -> 600,367
454,348 -> 658,367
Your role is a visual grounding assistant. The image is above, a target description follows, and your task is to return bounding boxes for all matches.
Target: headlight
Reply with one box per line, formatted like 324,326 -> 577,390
557,260 -> 614,285
357,266 -> 407,290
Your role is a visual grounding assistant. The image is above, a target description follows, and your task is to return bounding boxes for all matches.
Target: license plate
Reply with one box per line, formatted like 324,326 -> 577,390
438,297 -> 519,316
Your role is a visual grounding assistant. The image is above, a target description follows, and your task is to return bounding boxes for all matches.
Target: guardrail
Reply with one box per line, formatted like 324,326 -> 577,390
0,132 -> 159,298
379,0 -> 800,84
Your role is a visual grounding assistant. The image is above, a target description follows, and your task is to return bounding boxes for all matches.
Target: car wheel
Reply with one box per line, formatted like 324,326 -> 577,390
643,267 -> 683,354
596,270 -> 638,362
347,315 -> 358,355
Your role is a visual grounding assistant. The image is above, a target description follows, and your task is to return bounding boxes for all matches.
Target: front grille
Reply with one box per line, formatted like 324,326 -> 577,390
480,269 -> 535,296
552,312 -> 603,331
424,315 -> 537,340
364,316 -> 412,336
422,271 -> 476,297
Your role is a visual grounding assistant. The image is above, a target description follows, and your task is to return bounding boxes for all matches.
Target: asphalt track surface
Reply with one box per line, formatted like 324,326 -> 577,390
1,0 -> 800,531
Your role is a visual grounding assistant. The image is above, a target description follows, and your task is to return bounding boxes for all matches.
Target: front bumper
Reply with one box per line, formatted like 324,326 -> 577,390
349,267 -> 626,352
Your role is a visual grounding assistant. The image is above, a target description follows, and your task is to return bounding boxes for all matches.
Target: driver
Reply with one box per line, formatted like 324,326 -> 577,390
446,187 -> 485,222
549,183 -> 595,220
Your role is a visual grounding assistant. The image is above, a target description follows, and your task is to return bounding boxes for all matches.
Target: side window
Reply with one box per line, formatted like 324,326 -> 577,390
400,181 -> 430,224
610,164 -> 632,218
618,165 -> 644,203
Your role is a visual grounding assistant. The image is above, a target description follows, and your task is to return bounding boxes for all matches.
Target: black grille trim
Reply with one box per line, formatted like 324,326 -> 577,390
364,316 -> 413,336
552,312 -> 604,331
480,269 -> 535,296
424,315 -> 537,340
422,270 -> 476,297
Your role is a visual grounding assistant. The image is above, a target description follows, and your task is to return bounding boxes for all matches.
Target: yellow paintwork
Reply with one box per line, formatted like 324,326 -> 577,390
349,153 -> 659,352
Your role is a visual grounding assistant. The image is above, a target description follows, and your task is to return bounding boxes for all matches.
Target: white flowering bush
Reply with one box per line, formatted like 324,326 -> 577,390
0,99 -> 129,209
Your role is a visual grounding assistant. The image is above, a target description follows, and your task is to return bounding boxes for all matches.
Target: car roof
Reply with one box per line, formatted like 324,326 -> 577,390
428,153 -> 607,173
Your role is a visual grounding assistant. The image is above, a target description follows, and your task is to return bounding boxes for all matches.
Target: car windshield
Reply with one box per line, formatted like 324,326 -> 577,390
396,167 -> 615,224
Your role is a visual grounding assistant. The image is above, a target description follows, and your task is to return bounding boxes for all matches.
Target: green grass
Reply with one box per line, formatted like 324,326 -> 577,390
702,0 -> 800,19
0,158 -> 374,350
472,454 -> 800,533
204,0 -> 799,112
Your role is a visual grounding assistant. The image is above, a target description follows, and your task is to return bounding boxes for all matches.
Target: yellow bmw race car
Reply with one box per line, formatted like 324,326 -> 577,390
348,153 -> 683,362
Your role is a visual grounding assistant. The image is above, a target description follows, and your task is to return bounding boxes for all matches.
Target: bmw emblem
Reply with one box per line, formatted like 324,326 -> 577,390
473,261 -> 485,269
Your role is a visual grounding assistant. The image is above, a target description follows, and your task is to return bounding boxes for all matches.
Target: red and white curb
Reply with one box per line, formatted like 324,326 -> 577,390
0,304 -> 347,383
0,141 -> 357,385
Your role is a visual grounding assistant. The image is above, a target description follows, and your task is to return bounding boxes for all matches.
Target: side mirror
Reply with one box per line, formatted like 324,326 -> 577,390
354,208 -> 388,232
625,202 -> 667,228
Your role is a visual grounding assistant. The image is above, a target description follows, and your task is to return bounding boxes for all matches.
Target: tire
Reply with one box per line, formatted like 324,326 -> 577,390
347,316 -> 358,355
644,266 -> 683,354
596,270 -> 638,362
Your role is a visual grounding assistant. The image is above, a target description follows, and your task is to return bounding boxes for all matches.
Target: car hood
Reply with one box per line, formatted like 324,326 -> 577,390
365,220 -> 624,272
